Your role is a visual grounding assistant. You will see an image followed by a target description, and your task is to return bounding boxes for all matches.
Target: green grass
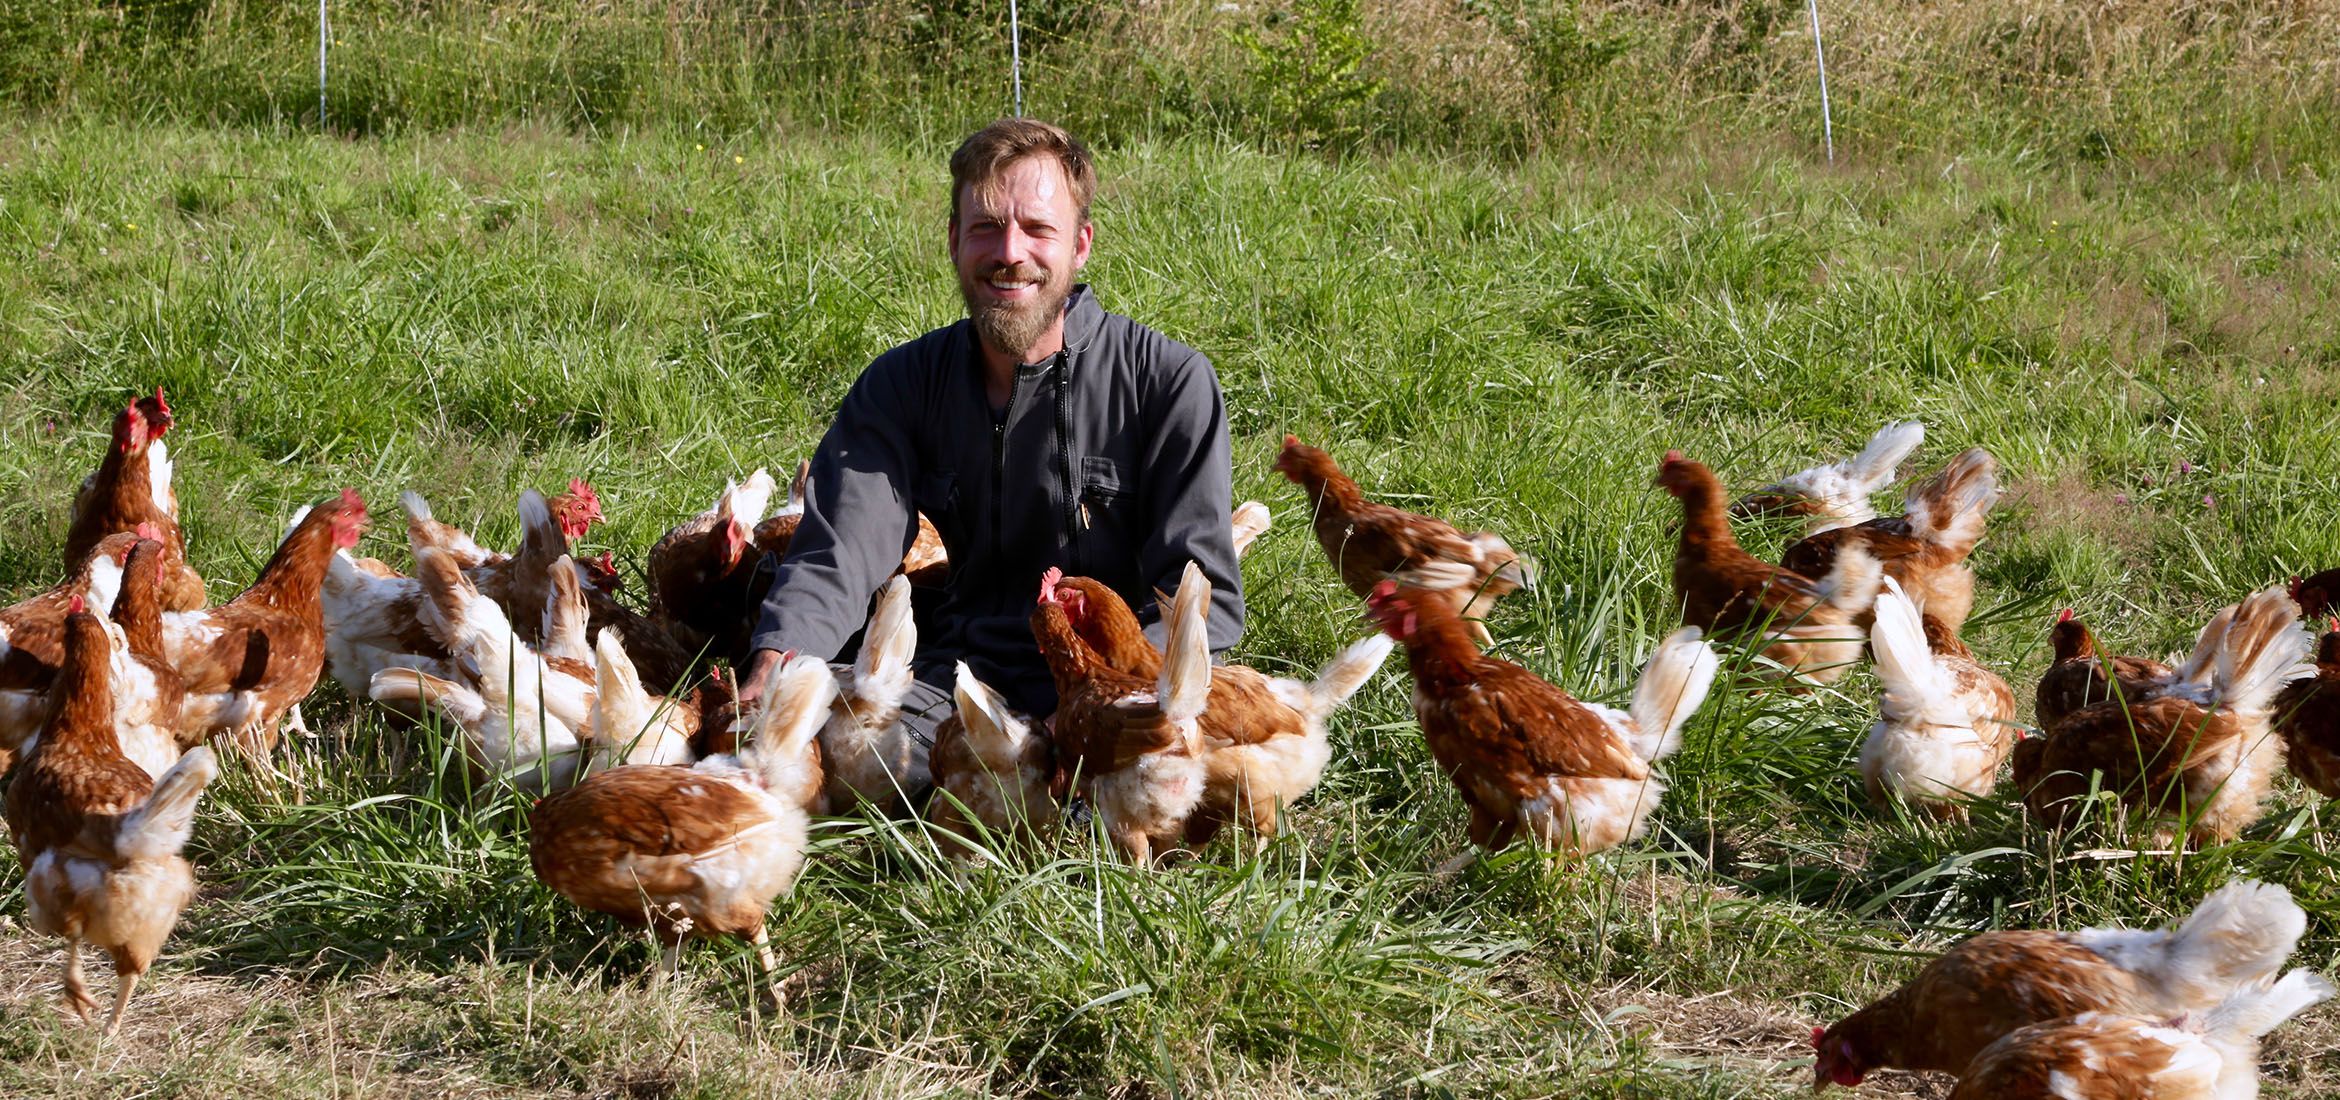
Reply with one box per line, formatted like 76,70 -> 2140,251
2,114 -> 2339,1096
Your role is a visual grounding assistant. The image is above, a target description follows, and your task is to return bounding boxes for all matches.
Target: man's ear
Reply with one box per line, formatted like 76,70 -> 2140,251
947,215 -> 962,264
1072,219 -> 1093,273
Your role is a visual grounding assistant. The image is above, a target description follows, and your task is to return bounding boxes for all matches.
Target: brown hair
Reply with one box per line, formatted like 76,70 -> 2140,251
948,118 -> 1096,227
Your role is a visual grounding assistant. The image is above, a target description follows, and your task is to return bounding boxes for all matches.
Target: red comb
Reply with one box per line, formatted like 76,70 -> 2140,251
564,478 -> 604,514
1039,567 -> 1064,604
1282,433 -> 1301,449
135,521 -> 163,543
1662,449 -> 1685,464
1810,1026 -> 1825,1047
2327,618 -> 2337,634
339,487 -> 365,510
68,594 -> 86,615
2056,608 -> 2074,623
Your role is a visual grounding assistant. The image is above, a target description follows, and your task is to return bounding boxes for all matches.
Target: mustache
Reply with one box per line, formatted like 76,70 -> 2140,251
982,262 -> 1049,284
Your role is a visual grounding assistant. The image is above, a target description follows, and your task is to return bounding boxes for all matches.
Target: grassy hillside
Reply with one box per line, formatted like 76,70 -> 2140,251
0,25 -> 2338,1097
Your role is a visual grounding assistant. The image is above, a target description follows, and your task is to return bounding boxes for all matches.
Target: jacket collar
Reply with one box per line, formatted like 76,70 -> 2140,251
1061,283 -> 1101,353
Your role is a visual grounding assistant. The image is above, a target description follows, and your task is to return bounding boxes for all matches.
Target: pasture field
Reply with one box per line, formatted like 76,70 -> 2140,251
2,106 -> 2340,1096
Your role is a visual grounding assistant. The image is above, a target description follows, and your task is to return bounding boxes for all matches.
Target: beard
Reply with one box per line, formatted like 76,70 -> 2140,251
960,260 -> 1073,363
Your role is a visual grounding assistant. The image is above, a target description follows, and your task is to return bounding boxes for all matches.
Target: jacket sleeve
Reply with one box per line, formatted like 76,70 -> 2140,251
1134,349 -> 1245,657
747,354 -> 923,662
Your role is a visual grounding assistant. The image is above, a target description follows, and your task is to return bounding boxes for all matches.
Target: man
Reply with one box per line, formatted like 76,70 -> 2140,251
737,118 -> 1244,798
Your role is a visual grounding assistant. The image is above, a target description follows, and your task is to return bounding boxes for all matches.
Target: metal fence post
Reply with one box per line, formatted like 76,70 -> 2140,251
1008,0 -> 1023,117
1806,0 -> 1833,162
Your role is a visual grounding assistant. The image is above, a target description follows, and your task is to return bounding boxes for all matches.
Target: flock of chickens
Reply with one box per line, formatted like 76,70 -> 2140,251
5,392 -> 2340,1097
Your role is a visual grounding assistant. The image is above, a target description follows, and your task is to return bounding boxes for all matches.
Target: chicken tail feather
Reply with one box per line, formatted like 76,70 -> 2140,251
590,627 -> 650,748
1867,577 -> 1969,730
952,661 -> 1026,754
2203,968 -> 2334,1042
1903,448 -> 1999,557
178,690 -> 265,734
1230,501 -> 1273,558
1628,627 -> 1719,762
2078,879 -> 2307,1012
745,652 -> 841,789
726,469 -> 778,530
2214,586 -> 2314,719
400,490 -> 436,525
1306,633 -> 1396,719
1845,420 -> 1927,495
851,575 -> 917,708
2174,603 -> 2238,693
1159,562 -> 1211,724
115,746 -> 217,861
786,459 -> 812,513
1467,532 -> 1537,591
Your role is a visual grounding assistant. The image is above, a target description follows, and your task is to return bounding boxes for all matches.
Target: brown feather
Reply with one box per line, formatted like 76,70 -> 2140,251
2275,627 -> 2340,797
61,392 -> 207,613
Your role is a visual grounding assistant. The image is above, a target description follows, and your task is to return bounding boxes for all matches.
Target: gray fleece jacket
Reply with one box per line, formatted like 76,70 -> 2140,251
748,285 -> 1244,716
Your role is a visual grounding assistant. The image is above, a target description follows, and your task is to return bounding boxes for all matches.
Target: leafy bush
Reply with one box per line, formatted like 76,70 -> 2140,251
1232,0 -> 1384,148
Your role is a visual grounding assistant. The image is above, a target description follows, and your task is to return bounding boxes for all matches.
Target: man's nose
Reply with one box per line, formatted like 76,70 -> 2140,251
997,222 -> 1034,264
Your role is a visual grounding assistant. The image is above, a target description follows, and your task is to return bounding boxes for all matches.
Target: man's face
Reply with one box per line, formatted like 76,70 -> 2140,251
949,155 -> 1092,362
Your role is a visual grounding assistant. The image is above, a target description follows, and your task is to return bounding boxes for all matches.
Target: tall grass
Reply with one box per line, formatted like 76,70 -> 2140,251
2,0 -> 2338,169
0,42 -> 2337,1098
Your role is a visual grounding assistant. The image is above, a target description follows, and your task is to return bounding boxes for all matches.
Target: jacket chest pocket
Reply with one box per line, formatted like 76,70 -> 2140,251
1078,456 -> 1137,536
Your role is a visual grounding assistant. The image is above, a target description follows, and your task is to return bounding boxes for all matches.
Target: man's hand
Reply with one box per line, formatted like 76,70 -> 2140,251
735,647 -> 786,710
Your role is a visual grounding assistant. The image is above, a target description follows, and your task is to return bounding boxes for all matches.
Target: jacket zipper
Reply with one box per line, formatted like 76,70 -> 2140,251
991,368 -> 1024,566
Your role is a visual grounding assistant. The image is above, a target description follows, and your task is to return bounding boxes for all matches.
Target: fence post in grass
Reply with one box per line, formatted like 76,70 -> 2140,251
1805,0 -> 1834,162
1008,0 -> 1024,117
317,0 -> 329,130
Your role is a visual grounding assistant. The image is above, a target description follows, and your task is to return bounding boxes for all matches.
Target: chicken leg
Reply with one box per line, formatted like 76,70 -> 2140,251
104,967 -> 139,1037
60,937 -> 97,1022
751,923 -> 785,1012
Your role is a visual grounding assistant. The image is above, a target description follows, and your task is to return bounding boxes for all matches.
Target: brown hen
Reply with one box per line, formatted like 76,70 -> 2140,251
1946,969 -> 2330,1100
1046,573 -> 1390,849
2015,587 -> 2308,845
1656,450 -> 1880,684
1778,447 -> 2000,632
1276,434 -> 1532,647
6,607 -> 219,1035
528,649 -> 835,1006
1033,563 -> 1212,866
62,388 -> 207,612
162,491 -> 366,770
1,532 -> 141,770
1367,580 -> 1716,860
1814,879 -> 2307,1091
